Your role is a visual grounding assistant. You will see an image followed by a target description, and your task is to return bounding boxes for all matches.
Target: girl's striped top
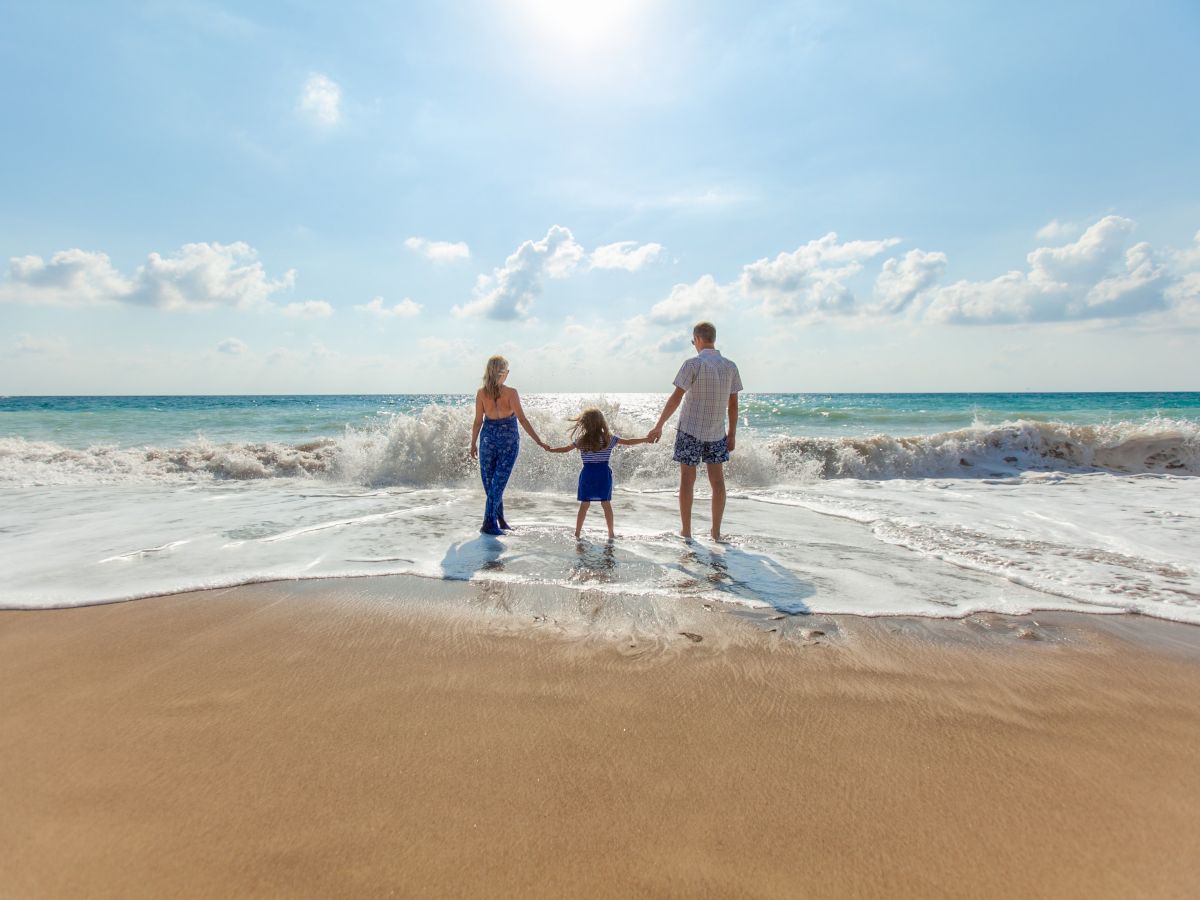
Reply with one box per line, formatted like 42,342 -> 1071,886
577,434 -> 619,464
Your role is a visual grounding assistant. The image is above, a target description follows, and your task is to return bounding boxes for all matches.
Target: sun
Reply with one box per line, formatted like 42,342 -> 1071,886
511,0 -> 645,57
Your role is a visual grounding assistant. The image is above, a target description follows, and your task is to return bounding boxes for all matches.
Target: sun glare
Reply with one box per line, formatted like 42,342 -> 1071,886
512,0 -> 644,56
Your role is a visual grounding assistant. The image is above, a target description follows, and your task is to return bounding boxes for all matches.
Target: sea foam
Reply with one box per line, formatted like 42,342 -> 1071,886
2,410 -> 1197,488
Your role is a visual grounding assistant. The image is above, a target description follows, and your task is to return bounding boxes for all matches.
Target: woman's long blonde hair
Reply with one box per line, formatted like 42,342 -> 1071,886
569,408 -> 611,453
481,355 -> 508,400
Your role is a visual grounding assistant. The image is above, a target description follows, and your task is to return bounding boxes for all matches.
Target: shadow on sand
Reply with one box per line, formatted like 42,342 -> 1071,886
439,534 -> 507,580
677,543 -> 815,615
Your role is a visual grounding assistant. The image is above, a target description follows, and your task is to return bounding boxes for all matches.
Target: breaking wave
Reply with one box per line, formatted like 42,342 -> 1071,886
2,404 -> 1197,487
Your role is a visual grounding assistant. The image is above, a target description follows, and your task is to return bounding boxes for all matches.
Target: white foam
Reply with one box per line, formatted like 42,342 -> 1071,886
3,413 -> 1197,489
2,471 -> 1196,624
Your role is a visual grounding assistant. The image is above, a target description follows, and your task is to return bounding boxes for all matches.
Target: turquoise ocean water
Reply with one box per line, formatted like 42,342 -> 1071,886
3,392 -> 1198,448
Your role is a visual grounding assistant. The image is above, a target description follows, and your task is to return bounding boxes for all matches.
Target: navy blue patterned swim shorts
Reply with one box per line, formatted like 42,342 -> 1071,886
673,430 -> 729,465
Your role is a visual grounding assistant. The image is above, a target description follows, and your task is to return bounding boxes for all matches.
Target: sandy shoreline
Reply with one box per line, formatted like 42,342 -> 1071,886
3,577 -> 1200,898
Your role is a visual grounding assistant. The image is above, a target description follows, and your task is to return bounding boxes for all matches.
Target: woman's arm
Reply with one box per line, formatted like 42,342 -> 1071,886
510,389 -> 546,448
470,390 -> 484,459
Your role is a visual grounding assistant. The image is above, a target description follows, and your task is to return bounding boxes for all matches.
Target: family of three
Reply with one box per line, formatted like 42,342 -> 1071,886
469,320 -> 743,542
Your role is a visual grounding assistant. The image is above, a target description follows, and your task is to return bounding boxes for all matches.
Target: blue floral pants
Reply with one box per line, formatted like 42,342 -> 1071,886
479,415 -> 519,533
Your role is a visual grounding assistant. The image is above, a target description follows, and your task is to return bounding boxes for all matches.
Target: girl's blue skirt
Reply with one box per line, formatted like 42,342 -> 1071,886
577,462 -> 613,502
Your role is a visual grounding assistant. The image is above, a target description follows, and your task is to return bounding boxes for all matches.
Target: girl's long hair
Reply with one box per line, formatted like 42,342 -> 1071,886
569,408 -> 611,453
481,355 -> 508,400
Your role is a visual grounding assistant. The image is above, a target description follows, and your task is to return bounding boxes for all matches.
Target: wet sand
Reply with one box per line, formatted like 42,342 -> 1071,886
3,577 -> 1200,898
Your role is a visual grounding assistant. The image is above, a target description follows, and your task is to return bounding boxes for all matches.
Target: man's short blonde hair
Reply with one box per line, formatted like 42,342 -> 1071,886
693,321 -> 716,344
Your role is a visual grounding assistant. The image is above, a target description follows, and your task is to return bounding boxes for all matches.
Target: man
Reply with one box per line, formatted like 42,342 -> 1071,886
647,321 -> 742,541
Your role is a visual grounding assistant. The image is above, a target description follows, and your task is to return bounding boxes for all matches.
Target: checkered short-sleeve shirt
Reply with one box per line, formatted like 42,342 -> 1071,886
673,349 -> 742,442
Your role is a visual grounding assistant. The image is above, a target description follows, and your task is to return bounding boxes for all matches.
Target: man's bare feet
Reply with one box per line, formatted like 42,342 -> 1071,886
711,530 -> 729,543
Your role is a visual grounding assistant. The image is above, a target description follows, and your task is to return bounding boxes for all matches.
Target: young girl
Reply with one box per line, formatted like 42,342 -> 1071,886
545,408 -> 652,539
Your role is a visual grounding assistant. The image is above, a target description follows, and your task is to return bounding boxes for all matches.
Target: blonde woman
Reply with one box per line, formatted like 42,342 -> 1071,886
469,355 -> 547,534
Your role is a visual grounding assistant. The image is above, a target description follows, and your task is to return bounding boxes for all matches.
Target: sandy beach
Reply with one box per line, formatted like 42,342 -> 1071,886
3,577 -> 1200,898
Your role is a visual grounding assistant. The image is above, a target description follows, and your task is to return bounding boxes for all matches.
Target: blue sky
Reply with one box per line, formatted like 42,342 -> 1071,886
2,0 -> 1198,393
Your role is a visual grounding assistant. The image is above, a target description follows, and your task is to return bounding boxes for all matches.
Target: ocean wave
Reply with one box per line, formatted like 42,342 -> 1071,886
2,408 -> 1197,487
765,417 -> 1200,479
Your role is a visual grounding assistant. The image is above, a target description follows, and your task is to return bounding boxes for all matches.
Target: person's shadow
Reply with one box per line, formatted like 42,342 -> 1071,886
439,534 -> 507,580
676,544 -> 814,615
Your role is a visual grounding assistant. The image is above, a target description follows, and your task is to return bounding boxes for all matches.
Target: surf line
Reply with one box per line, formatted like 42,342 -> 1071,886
255,501 -> 454,544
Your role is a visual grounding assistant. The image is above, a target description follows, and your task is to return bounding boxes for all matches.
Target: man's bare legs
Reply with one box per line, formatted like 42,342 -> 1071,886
707,462 -> 727,541
678,464 -> 697,538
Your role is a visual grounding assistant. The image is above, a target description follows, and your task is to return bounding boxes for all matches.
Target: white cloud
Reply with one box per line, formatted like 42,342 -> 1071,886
131,242 -> 295,310
217,337 -> 248,355
739,233 -> 901,316
655,333 -> 692,354
1027,215 -> 1136,286
2,242 -> 295,310
418,336 -> 475,366
12,333 -> 67,355
5,250 -> 131,305
404,236 -> 470,263
562,318 -> 589,337
355,296 -> 422,318
453,225 -> 584,320
1036,219 -> 1080,241
872,249 -> 947,314
299,73 -> 341,127
282,300 -> 333,318
1164,231 -> 1200,323
647,274 -> 731,324
925,216 -> 1170,324
590,240 -> 664,271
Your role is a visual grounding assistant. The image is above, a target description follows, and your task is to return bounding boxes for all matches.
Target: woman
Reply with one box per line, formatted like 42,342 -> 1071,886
470,355 -> 547,535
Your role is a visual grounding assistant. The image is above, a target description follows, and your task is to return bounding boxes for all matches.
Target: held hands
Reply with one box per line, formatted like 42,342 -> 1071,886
646,426 -> 663,444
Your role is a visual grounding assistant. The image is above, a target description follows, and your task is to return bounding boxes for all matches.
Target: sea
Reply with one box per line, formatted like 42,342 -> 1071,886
2,392 -> 1198,624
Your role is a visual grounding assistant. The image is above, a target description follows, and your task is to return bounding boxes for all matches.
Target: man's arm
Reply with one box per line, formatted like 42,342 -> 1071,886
647,387 -> 686,443
727,392 -> 739,452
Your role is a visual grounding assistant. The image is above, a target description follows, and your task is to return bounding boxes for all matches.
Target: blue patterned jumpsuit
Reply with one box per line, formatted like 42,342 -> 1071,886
478,414 -> 519,534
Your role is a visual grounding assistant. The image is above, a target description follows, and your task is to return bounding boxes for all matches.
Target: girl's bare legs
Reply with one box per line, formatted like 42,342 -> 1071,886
706,462 -> 727,541
600,501 -> 614,539
575,501 -> 590,537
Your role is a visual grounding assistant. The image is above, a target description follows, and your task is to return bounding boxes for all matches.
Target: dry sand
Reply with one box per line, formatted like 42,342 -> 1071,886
3,577 -> 1200,898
